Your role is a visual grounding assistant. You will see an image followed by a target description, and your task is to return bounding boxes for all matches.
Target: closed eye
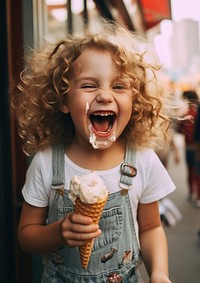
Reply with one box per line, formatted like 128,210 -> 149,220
81,84 -> 97,89
113,84 -> 128,90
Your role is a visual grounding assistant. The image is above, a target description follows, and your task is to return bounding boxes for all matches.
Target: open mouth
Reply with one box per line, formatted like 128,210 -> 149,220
89,111 -> 116,137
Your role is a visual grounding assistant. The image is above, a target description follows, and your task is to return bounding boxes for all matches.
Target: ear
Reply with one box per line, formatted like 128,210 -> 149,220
59,95 -> 70,114
60,103 -> 69,114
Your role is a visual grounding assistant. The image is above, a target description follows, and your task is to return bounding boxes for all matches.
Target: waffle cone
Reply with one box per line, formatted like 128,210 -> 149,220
74,195 -> 108,269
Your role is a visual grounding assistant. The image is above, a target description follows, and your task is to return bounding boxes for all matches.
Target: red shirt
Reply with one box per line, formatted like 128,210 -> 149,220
179,106 -> 198,145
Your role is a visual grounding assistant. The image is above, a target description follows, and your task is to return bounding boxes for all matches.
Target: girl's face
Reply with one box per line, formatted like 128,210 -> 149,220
61,48 -> 133,150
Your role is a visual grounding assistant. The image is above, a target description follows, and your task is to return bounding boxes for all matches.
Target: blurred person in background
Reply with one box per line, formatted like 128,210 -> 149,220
178,90 -> 200,207
194,103 -> 200,214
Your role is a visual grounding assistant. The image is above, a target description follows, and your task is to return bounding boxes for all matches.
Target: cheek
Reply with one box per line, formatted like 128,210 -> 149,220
75,100 -> 90,115
68,98 -> 90,124
68,94 -> 88,113
120,97 -> 133,116
119,102 -> 133,128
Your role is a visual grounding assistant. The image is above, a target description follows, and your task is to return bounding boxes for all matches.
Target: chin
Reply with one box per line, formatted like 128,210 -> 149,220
89,138 -> 116,150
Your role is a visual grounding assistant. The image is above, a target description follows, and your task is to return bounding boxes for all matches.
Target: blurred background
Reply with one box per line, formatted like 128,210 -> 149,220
1,0 -> 200,282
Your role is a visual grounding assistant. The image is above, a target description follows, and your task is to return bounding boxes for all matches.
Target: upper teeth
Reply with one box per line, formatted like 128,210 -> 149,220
93,112 -> 114,116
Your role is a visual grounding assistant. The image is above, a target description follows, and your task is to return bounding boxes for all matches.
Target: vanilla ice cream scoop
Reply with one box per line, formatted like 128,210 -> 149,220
69,172 -> 108,204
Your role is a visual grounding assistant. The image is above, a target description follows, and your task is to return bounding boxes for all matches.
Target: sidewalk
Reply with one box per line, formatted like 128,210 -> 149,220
139,133 -> 200,282
165,134 -> 200,283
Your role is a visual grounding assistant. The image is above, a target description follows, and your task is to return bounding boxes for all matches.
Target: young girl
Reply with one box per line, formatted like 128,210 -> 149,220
13,22 -> 175,282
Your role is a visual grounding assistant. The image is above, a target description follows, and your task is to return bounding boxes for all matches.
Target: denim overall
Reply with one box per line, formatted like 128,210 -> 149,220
42,144 -> 143,283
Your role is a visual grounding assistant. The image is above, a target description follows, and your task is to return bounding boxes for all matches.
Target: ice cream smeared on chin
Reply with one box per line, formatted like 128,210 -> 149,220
88,124 -> 116,149
69,172 -> 108,204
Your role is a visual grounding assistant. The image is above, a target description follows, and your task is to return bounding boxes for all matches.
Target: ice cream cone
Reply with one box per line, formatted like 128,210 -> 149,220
74,195 -> 108,269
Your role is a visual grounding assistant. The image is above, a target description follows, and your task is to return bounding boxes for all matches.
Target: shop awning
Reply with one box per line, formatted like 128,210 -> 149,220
138,0 -> 172,29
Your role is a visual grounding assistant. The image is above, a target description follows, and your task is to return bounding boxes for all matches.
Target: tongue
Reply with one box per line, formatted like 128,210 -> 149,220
92,120 -> 110,133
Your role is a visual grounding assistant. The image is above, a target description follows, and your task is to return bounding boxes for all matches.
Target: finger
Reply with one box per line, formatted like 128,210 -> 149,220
68,212 -> 93,225
64,229 -> 102,247
67,229 -> 102,241
61,214 -> 100,235
64,220 -> 100,234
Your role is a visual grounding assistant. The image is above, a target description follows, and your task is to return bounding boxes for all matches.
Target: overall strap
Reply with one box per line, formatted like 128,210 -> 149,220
119,144 -> 137,191
51,143 -> 65,195
50,143 -> 136,193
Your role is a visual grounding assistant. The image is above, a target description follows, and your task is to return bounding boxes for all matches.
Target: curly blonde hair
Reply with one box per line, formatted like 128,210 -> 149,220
12,22 -> 171,156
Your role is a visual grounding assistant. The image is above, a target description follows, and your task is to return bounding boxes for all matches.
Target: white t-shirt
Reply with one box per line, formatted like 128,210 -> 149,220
22,147 -> 175,230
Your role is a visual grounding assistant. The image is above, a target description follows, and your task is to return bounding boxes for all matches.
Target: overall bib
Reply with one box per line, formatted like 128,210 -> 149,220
42,144 -> 143,283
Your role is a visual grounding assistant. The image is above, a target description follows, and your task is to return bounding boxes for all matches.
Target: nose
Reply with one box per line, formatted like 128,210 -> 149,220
96,88 -> 114,103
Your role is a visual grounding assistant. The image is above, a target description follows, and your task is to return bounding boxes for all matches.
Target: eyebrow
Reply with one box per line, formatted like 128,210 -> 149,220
73,76 -> 98,83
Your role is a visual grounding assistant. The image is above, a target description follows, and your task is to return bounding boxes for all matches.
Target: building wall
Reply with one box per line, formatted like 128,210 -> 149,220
171,19 -> 200,70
